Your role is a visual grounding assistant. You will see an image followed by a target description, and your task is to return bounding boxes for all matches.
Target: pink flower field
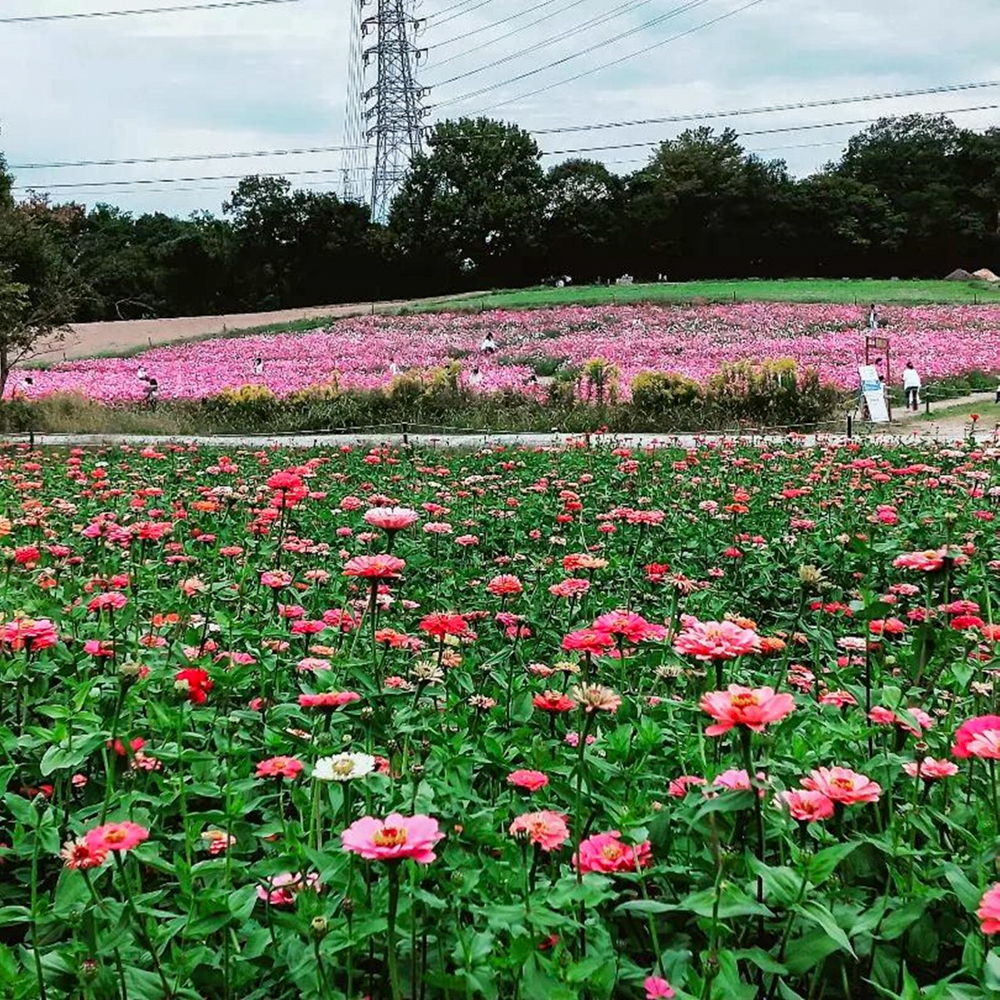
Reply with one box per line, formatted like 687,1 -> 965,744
14,302 -> 1000,401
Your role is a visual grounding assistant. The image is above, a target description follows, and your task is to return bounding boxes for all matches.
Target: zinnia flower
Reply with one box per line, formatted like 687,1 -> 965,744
313,753 -> 376,781
570,683 -> 621,714
673,619 -> 760,660
419,612 -> 469,638
343,554 -> 406,579
573,830 -> 651,873
175,667 -> 212,704
341,813 -> 444,863
298,691 -> 361,710
953,715 -> 1000,758
777,789 -> 835,822
61,837 -> 108,869
978,884 -> 1000,934
486,574 -> 523,596
256,756 -> 304,779
84,821 -> 149,854
699,684 -> 795,736
801,766 -> 881,805
591,610 -> 667,643
363,507 -> 419,532
533,691 -> 576,713
507,769 -> 549,791
508,810 -> 570,851
903,757 -> 959,780
668,775 -> 707,797
561,628 -> 615,655
644,977 -> 676,999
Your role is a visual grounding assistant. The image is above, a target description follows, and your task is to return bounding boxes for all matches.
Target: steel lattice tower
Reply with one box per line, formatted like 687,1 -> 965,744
344,0 -> 425,221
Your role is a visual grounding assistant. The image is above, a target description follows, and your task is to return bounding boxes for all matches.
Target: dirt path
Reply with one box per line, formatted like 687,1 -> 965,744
34,292 -> 482,362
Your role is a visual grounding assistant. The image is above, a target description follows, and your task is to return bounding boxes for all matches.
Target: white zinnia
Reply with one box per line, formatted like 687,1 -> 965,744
313,753 -> 376,782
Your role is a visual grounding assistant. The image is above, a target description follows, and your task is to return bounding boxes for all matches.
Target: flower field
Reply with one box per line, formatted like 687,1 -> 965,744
15,302 -> 1000,402
6,437 -> 1000,998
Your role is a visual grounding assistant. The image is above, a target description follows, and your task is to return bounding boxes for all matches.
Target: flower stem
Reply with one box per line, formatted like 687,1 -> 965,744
386,863 -> 403,1000
113,852 -> 172,998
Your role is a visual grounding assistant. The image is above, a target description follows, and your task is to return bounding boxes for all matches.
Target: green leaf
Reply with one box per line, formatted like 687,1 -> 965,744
734,947 -> 788,975
794,900 -> 855,957
943,863 -> 982,914
0,907 -> 30,927
880,899 -> 928,941
748,859 -> 803,907
806,842 -> 860,886
783,930 -> 841,975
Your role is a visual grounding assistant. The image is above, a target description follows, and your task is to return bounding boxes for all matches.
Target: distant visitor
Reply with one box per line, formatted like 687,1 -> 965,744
902,362 -> 921,411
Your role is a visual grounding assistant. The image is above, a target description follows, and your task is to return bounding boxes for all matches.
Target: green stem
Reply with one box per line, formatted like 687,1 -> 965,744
386,863 -> 403,1000
113,852 -> 172,998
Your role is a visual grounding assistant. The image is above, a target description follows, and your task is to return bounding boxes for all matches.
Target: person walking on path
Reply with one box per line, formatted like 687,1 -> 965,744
903,363 -> 921,411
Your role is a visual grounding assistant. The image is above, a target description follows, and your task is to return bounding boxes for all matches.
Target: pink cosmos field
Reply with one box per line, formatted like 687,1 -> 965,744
14,302 -> 1000,401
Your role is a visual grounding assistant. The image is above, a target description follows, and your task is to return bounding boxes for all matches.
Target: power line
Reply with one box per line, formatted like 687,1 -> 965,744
432,0 -> 713,105
427,0 -> 674,88
0,0 -> 301,24
466,0 -> 768,113
15,101 -> 997,193
10,80 -> 997,174
533,78 -> 1000,135
422,0 -> 487,20
425,0 -> 493,28
431,0 -> 580,54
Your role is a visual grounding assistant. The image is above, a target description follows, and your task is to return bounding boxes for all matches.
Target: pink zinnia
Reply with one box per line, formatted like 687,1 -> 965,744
668,774 -> 707,797
673,620 -> 760,661
591,610 -> 667,643
978,884 -> 1000,934
298,691 -> 361,710
84,821 -> 149,854
256,756 -> 303,779
363,507 -> 419,532
893,547 -> 966,572
778,789 -> 835,822
903,757 -> 959,780
644,977 -> 676,999
801,766 -> 881,805
574,830 -> 651,874
953,715 -> 1000,758
487,574 -> 523,597
509,810 -> 570,852
343,554 -> 406,579
549,578 -> 591,598
61,838 -> 108,869
341,812 -> 443,863
699,684 -> 795,736
507,769 -> 549,792
561,628 -> 615,655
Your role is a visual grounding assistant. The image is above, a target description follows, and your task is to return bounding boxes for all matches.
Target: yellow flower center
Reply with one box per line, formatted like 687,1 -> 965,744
730,693 -> 759,709
332,759 -> 355,776
373,826 -> 407,847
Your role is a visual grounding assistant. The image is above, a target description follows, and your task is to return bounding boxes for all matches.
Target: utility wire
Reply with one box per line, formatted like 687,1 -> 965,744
0,0 -> 300,24
15,102 -> 997,192
431,0 -> 579,53
422,0 -> 489,20
533,78 -> 1000,135
11,81 -> 997,172
428,0 -> 674,87
432,0 -> 712,103
426,0 -> 493,28
465,0 -> 768,113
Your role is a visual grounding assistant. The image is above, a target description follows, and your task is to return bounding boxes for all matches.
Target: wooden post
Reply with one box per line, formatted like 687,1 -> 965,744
846,414 -> 853,439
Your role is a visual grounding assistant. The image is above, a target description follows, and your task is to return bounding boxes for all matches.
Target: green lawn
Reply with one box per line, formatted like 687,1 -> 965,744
430,278 -> 999,311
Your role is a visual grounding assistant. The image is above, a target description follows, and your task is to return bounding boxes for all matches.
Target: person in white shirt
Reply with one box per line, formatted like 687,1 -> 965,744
137,364 -> 148,382
479,333 -> 497,354
903,362 -> 921,411
253,357 -> 264,377
868,304 -> 878,330
388,357 -> 399,377
467,366 -> 483,388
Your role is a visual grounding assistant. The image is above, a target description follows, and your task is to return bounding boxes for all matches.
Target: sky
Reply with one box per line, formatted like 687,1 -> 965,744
1,0 -> 998,217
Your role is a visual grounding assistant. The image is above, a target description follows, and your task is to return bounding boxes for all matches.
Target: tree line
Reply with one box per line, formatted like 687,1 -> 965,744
1,112 -> 998,329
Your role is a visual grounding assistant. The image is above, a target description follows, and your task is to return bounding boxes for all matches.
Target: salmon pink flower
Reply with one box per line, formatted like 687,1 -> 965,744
952,715 -> 1000,757
801,766 -> 881,805
256,756 -> 303,779
573,830 -> 650,873
978,884 -> 1000,934
507,769 -> 549,791
61,838 -> 108,869
343,554 -> 406,579
903,757 -> 959,780
486,574 -> 523,596
699,685 -> 795,736
85,821 -> 149,854
298,691 -> 361,710
673,619 -> 760,660
341,813 -> 443,863
561,628 -> 615,655
257,871 -> 320,905
202,830 -> 236,854
591,610 -> 667,643
363,507 -> 418,532
668,775 -> 707,797
778,789 -> 835,822
508,810 -> 570,851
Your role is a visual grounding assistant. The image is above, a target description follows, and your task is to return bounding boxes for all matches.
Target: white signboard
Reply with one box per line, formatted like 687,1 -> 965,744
859,364 -> 889,423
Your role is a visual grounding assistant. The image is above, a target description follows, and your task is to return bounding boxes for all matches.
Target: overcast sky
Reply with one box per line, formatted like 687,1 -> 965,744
2,0 -> 998,216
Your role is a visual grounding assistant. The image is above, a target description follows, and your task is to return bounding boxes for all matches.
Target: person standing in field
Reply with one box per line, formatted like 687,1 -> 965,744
480,333 -> 497,354
903,362 -> 921,411
868,304 -> 878,330
253,357 -> 264,377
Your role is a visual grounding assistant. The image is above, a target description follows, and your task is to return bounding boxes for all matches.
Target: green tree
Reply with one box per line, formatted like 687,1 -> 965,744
543,158 -> 624,282
0,160 -> 83,394
389,117 -> 547,287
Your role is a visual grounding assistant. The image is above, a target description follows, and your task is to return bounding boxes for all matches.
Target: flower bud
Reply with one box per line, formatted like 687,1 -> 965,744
310,916 -> 328,939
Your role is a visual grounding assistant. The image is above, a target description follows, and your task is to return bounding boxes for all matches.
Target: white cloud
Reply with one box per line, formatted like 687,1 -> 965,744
2,0 -> 998,215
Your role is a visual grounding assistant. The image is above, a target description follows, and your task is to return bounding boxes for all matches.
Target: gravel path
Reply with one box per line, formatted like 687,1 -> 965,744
33,293 -> 482,362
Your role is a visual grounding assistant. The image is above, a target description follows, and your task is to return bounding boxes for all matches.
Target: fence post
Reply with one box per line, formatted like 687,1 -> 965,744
925,396 -> 930,416
29,429 -> 34,449
846,414 -> 852,439
402,421 -> 409,447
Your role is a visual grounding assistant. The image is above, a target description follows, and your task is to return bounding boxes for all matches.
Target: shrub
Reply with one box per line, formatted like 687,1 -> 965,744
630,370 -> 703,411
